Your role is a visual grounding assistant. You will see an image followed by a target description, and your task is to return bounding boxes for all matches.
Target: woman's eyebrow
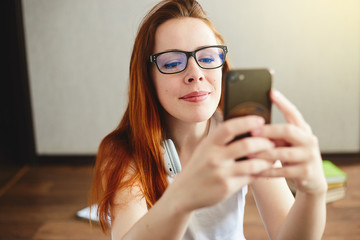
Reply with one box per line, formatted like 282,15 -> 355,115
158,45 -> 213,53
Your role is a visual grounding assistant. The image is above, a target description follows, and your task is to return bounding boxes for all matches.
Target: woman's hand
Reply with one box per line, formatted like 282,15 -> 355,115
251,90 -> 327,195
165,115 -> 275,213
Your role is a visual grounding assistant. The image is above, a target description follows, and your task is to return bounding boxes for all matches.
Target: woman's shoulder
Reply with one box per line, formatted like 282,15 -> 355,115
96,128 -> 134,177
100,128 -> 132,154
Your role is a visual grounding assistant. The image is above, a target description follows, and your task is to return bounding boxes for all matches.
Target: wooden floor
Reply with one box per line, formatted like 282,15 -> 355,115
0,159 -> 359,240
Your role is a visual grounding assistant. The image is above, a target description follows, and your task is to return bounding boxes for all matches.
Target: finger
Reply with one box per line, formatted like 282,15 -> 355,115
230,159 -> 274,176
211,115 -> 265,145
252,124 -> 315,147
225,137 -> 275,160
256,164 -> 303,179
254,147 -> 312,163
271,90 -> 312,133
272,139 -> 290,147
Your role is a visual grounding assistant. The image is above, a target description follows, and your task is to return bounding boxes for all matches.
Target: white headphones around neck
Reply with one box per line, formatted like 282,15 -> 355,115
163,139 -> 182,177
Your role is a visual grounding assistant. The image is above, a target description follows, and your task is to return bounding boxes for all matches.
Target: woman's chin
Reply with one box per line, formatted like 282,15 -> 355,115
182,110 -> 216,123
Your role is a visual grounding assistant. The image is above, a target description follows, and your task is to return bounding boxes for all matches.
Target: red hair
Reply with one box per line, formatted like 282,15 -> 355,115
91,0 -> 230,232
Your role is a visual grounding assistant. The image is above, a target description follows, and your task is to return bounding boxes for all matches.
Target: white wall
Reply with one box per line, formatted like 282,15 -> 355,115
200,0 -> 360,153
22,0 -> 360,154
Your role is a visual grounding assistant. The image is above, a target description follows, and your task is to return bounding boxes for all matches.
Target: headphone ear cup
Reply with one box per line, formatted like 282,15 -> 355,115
164,139 -> 182,176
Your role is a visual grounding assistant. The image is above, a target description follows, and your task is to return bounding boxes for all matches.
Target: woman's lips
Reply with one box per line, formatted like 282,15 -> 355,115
180,91 -> 210,102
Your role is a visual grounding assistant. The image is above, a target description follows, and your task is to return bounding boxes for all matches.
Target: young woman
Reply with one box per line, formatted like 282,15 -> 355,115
91,0 -> 327,239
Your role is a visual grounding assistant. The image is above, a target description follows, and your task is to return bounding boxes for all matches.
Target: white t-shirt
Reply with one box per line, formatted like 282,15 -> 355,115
170,110 -> 248,240
183,186 -> 248,240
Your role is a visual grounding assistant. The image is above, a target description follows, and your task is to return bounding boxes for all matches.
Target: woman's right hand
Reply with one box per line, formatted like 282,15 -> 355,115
164,115 -> 275,213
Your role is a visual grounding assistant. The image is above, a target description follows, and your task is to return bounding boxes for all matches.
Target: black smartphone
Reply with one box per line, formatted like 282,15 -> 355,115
223,68 -> 273,160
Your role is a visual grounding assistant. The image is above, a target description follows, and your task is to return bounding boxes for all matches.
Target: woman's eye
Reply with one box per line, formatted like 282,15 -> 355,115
164,62 -> 181,69
199,57 -> 215,63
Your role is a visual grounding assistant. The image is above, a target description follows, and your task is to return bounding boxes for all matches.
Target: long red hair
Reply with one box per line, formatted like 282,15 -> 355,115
91,0 -> 230,232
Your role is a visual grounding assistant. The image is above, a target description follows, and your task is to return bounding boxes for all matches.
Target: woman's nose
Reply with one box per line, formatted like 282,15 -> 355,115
185,57 -> 204,83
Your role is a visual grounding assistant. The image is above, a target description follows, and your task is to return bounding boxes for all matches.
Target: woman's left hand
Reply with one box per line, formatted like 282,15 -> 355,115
251,89 -> 327,195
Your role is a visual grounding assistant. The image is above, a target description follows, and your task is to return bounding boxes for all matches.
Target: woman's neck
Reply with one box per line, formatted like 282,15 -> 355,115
165,114 -> 210,167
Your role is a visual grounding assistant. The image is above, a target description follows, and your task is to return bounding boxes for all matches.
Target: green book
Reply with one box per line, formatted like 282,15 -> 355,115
322,160 -> 347,184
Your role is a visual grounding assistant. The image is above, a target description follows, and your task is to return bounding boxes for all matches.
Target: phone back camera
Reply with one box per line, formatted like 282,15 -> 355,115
229,74 -> 237,82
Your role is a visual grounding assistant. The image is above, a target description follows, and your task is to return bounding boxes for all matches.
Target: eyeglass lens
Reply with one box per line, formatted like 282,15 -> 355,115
156,47 -> 225,74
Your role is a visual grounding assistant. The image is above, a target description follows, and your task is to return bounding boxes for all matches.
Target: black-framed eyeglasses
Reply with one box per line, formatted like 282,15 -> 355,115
150,45 -> 228,74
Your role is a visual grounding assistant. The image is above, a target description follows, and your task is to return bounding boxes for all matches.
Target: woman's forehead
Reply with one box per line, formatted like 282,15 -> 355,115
153,17 -> 218,53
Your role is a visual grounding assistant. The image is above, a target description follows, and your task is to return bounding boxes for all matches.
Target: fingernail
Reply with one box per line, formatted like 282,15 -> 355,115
272,89 -> 280,98
251,128 -> 262,136
257,117 -> 265,125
